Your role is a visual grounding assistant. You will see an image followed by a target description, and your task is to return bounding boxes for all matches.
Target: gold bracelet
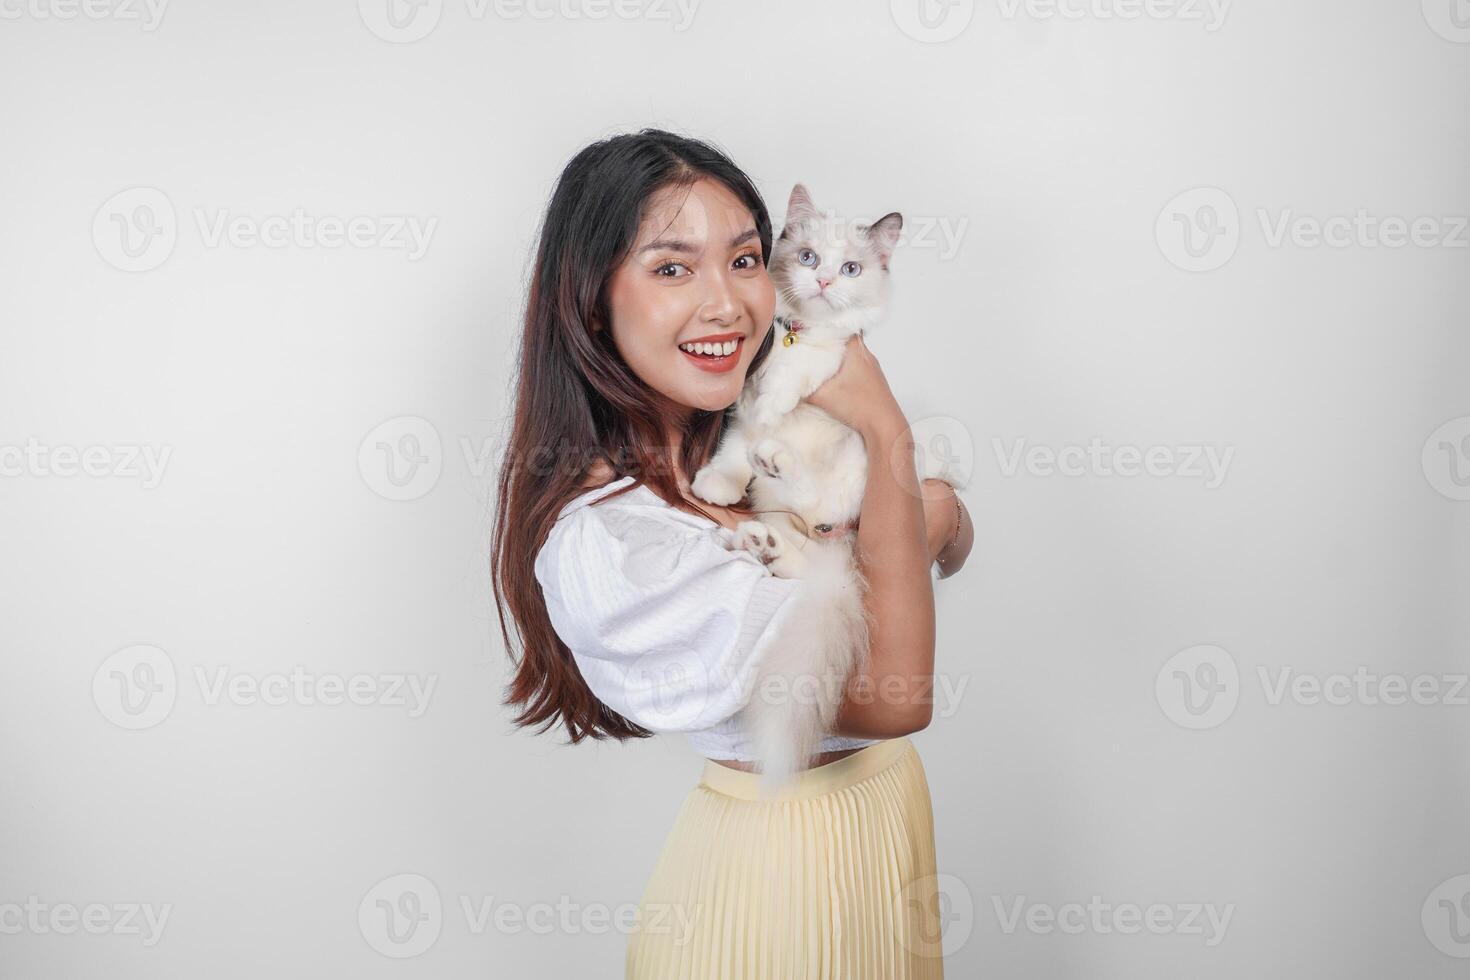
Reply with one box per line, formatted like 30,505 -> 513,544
935,483 -> 964,568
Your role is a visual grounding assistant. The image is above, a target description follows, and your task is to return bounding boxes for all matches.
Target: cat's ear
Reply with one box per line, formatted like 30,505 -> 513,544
861,211 -> 903,269
783,183 -> 821,234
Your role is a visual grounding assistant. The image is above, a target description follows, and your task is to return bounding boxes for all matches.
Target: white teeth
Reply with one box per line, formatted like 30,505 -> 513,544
680,339 -> 738,356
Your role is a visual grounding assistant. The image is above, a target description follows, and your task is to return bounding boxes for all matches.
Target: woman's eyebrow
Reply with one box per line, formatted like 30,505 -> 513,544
637,227 -> 759,256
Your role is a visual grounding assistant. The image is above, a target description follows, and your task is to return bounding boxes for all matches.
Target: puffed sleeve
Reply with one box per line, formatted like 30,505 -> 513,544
533,504 -> 805,733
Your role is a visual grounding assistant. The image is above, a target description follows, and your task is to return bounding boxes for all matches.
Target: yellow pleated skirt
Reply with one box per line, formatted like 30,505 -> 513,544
626,736 -> 945,979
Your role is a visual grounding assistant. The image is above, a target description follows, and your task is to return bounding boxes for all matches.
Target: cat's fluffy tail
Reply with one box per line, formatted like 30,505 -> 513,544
746,541 -> 872,799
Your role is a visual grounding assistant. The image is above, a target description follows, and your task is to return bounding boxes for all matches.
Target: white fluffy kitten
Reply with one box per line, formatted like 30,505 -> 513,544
692,183 -> 903,795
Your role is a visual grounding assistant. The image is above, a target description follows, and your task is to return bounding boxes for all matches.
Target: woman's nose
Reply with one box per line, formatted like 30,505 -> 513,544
701,269 -> 741,322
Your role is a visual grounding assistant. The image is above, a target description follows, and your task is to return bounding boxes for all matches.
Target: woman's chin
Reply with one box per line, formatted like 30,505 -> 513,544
682,385 -> 741,414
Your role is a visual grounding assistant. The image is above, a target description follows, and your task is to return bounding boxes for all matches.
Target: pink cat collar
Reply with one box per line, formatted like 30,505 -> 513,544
812,518 -> 859,539
778,315 -> 806,347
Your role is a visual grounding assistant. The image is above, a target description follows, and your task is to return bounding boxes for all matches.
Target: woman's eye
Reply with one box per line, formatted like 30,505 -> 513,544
840,260 -> 861,277
733,251 -> 761,270
654,261 -> 691,278
797,248 -> 818,267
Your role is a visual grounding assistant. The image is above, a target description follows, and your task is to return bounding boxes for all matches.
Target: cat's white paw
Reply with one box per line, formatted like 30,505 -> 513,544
750,439 -> 796,481
691,467 -> 746,506
733,520 -> 808,578
733,521 -> 782,566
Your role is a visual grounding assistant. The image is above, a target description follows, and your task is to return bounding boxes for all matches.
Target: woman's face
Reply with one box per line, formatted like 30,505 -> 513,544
604,177 -> 775,417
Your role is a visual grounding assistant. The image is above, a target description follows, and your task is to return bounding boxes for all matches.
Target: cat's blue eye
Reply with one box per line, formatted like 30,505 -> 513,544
797,248 -> 818,267
840,261 -> 862,277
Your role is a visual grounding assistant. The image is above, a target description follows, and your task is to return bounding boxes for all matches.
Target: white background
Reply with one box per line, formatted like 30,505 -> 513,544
2,0 -> 1468,976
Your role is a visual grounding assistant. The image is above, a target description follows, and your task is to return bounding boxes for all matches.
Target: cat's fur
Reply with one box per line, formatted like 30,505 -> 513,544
692,183 -> 903,796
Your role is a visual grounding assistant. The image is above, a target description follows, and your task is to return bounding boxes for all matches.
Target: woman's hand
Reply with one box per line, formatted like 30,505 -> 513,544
921,478 -> 974,578
804,334 -> 906,437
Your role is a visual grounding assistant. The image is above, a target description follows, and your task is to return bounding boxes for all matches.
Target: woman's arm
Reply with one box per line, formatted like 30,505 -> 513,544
831,415 -> 938,740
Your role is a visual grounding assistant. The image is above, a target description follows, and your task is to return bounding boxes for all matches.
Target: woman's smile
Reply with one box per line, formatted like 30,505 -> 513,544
678,333 -> 744,373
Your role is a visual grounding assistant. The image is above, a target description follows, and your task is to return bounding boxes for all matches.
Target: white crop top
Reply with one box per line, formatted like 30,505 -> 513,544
533,475 -> 881,762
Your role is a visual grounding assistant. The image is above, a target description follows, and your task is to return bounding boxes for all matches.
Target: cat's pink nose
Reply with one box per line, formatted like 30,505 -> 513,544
816,279 -> 831,289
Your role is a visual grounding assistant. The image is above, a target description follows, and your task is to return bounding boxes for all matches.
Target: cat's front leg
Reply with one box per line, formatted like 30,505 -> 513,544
748,390 -> 803,430
690,425 -> 755,506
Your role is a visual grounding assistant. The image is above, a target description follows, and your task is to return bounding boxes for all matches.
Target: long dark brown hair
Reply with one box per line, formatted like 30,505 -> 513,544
493,128 -> 778,744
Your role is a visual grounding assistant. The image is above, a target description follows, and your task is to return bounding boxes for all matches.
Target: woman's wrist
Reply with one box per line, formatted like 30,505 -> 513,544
920,479 -> 960,558
856,404 -> 909,449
